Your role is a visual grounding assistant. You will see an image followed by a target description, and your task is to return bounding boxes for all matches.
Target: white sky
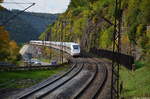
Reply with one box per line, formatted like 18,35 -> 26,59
0,0 -> 70,13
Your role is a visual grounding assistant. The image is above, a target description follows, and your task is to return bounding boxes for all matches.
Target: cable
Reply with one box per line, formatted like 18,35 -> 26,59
20,0 -> 34,12
11,0 -> 27,10
1,0 -> 35,11
0,3 -> 35,26
1,0 -> 56,39
22,0 -> 32,4
1,2 -> 34,4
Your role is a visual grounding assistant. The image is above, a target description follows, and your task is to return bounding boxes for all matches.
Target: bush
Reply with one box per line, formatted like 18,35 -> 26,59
134,61 -> 145,69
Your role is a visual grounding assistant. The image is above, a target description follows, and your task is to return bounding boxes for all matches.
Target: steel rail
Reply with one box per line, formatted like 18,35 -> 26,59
36,63 -> 84,99
92,63 -> 108,99
17,63 -> 77,99
0,64 -> 66,71
73,63 -> 98,99
73,59 -> 108,99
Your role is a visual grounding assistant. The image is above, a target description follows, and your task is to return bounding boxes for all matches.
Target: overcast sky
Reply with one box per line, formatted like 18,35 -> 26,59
0,0 -> 70,13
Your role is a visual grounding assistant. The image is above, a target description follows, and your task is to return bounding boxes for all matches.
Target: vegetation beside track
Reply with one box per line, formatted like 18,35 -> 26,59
0,65 -> 69,89
120,61 -> 150,98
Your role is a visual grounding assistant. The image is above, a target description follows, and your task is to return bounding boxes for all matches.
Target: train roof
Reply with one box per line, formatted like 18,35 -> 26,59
30,40 -> 80,46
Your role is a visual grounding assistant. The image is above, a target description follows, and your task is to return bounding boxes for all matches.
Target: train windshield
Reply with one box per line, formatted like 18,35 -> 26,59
73,45 -> 79,49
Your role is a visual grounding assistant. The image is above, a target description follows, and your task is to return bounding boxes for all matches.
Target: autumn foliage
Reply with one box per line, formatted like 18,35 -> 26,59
0,0 -> 5,10
0,26 -> 20,63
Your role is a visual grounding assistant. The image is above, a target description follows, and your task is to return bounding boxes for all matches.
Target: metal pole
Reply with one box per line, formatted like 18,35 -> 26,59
62,21 -> 64,64
49,28 -> 52,62
111,0 -> 122,98
59,20 -> 62,63
61,20 -> 65,64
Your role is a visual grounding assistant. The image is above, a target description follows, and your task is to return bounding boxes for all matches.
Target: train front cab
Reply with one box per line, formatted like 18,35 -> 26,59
71,44 -> 80,57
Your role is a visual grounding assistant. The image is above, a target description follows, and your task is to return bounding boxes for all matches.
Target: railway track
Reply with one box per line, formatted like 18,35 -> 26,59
0,64 -> 67,71
73,58 -> 108,99
13,58 -> 109,99
14,62 -> 83,99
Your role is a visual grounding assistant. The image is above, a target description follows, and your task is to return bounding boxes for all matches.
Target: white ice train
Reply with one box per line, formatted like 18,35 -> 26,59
30,40 -> 80,56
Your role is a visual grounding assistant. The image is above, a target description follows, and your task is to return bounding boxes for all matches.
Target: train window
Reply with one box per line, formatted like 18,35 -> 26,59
73,45 -> 79,49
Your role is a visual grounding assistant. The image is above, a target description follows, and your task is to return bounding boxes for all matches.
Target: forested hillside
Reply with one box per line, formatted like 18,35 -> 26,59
41,0 -> 150,97
12,10 -> 58,36
0,26 -> 20,63
42,0 -> 150,62
0,9 -> 58,43
0,1 -> 57,62
0,2 -> 20,63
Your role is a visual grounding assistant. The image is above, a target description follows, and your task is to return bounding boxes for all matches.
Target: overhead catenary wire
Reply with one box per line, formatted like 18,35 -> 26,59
0,0 -> 35,12
0,1 -> 34,14
2,2 -> 34,4
0,0 -> 58,64
11,0 -> 30,11
1,0 -> 56,29
0,2 -> 35,26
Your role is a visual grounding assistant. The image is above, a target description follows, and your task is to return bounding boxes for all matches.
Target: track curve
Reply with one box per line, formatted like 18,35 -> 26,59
13,58 -> 111,99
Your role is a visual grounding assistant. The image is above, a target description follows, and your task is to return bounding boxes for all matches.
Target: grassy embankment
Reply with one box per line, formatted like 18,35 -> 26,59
38,58 -> 50,63
0,65 -> 69,89
120,61 -> 150,98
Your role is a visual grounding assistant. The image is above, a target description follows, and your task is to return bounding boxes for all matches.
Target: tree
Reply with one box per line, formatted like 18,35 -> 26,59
8,41 -> 20,62
0,0 -> 4,2
140,0 -> 150,25
0,0 -> 5,10
0,26 -> 10,61
0,26 -> 20,63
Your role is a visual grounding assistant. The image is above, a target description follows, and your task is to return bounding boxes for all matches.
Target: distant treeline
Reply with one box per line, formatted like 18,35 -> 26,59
0,9 -> 58,43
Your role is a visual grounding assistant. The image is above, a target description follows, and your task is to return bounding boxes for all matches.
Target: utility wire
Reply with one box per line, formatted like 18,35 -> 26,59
21,0 -> 34,11
11,0 -> 28,10
1,1 -> 57,25
1,1 -> 55,63
1,2 -> 33,4
0,3 -> 35,26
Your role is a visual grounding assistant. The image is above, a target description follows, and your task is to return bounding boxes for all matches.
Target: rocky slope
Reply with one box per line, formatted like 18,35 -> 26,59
41,0 -> 150,62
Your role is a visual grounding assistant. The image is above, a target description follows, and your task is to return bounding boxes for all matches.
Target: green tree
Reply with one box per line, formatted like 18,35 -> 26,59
0,26 -> 20,62
140,0 -> 150,25
8,41 -> 20,63
0,26 -> 10,61
0,0 -> 5,10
